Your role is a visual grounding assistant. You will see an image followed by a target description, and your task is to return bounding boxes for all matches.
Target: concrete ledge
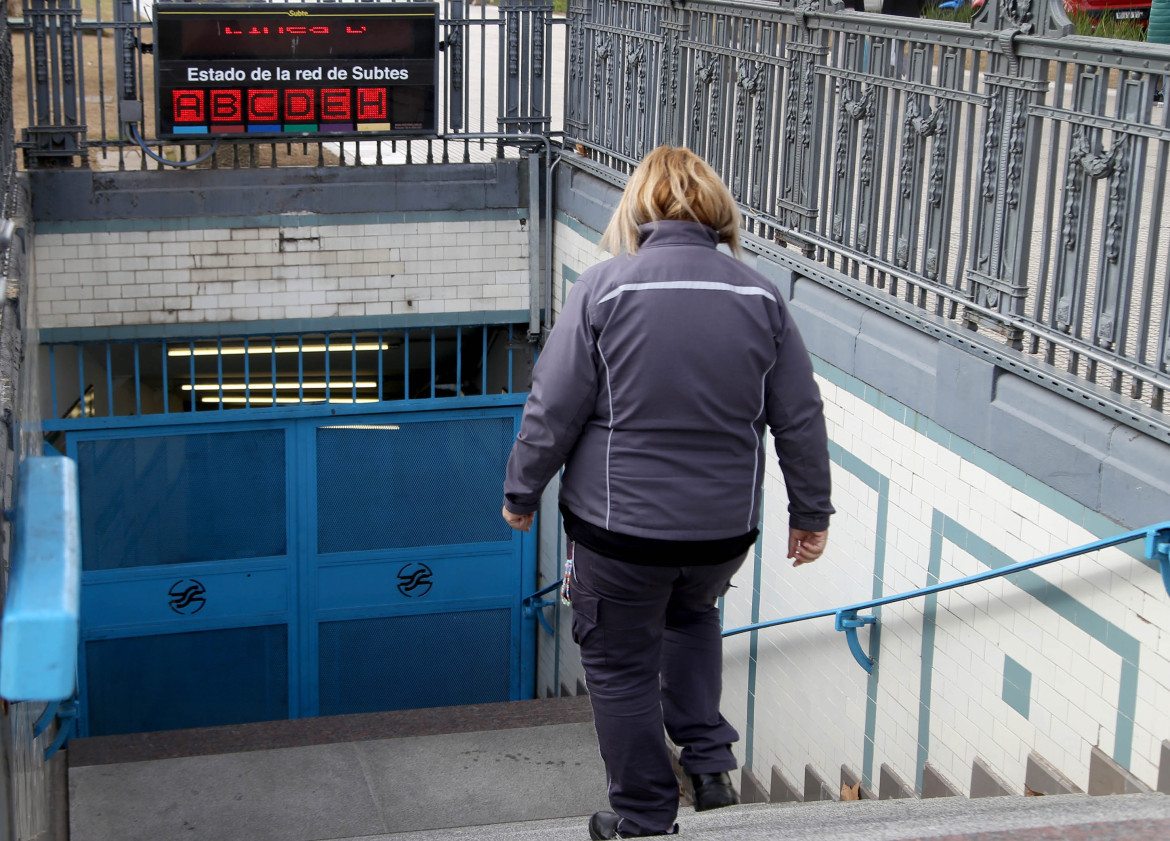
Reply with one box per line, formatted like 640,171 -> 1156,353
804,764 -> 837,802
1025,751 -> 1083,795
879,764 -> 916,799
1160,741 -> 1170,795
740,768 -> 769,804
788,278 -> 867,376
68,694 -> 595,767
971,756 -> 1017,798
1088,746 -> 1152,795
770,765 -> 803,803
840,765 -> 876,800
921,763 -> 962,799
30,161 -> 524,222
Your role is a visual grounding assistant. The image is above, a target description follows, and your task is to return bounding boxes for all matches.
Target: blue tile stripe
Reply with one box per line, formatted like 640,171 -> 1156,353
826,441 -> 889,791
555,211 -> 603,244
917,511 -> 945,793
745,494 -> 764,772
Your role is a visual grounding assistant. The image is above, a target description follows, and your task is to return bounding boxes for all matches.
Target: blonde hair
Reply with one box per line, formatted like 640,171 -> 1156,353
600,146 -> 742,258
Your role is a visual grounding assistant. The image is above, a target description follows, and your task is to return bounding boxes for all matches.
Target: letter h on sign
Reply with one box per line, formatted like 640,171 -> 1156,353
357,88 -> 387,120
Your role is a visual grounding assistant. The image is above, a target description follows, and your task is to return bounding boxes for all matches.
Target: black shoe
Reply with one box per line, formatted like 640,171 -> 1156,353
588,811 -> 678,839
689,772 -> 739,811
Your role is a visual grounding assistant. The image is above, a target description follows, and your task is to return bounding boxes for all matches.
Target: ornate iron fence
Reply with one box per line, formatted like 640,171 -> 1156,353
566,0 -> 1170,442
10,0 -> 563,169
2,6 -> 14,217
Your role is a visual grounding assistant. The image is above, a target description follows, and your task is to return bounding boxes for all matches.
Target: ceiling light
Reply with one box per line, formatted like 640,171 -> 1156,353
168,341 -> 389,357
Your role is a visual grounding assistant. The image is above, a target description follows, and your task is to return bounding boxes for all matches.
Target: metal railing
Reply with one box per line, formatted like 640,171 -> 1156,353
1,6 -> 15,236
564,0 -> 1170,444
524,522 -> 1170,677
10,0 -> 564,169
722,521 -> 1170,673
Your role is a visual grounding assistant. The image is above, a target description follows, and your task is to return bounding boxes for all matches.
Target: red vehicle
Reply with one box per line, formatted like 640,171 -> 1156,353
1063,0 -> 1151,23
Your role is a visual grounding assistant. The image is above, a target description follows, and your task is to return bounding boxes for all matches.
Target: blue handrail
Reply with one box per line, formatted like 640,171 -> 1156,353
722,521 -> 1170,674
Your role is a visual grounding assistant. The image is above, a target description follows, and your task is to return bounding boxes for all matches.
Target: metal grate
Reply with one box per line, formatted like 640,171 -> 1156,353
85,624 -> 289,736
318,608 -> 512,715
76,428 -> 288,570
315,415 -> 515,553
44,324 -> 530,436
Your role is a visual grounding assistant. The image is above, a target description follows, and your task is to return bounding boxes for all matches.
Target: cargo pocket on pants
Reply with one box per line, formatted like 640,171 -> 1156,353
570,587 -> 600,648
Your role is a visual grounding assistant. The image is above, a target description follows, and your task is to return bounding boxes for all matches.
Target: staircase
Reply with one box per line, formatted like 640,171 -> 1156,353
67,697 -> 1170,841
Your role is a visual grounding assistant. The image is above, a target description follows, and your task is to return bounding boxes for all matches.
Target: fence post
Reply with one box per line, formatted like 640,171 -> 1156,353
23,0 -> 84,167
497,0 -> 553,137
965,0 -> 1065,345
777,1 -> 833,256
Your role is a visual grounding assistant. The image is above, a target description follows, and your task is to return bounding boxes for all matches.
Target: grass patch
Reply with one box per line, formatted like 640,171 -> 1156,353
1066,8 -> 1149,40
922,2 -> 975,24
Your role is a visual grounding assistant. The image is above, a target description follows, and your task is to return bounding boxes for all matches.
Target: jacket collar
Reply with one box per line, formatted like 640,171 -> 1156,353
637,220 -> 721,249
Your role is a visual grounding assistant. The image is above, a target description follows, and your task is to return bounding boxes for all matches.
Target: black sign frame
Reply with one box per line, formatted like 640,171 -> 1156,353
153,2 -> 440,140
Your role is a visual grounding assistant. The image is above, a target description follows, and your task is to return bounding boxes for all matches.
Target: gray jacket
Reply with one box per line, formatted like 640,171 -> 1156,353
503,220 -> 833,540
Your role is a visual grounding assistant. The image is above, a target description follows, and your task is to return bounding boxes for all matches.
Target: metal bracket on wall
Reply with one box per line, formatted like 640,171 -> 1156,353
835,609 -> 877,673
32,697 -> 78,761
1145,527 -> 1170,598
523,580 -> 561,636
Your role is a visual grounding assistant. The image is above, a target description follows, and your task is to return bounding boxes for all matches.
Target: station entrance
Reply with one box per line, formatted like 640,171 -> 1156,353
42,327 -> 535,737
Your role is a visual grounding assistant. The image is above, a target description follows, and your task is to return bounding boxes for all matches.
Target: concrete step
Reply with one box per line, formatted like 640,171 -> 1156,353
68,697 -> 607,841
325,793 -> 1170,841
68,696 -> 1170,841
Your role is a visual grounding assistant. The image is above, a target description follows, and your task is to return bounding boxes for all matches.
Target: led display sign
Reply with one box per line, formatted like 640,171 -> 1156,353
154,2 -> 438,139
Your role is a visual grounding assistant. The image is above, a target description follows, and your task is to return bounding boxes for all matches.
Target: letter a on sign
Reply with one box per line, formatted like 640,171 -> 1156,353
173,90 -> 206,122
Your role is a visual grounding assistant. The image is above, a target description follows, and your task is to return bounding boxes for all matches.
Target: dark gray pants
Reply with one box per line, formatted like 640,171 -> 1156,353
570,542 -> 746,836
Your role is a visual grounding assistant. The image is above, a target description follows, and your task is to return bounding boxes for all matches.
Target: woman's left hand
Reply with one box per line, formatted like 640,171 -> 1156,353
502,506 -> 535,532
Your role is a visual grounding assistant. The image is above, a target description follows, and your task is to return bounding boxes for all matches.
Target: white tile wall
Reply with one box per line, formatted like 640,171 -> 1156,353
34,217 -> 530,329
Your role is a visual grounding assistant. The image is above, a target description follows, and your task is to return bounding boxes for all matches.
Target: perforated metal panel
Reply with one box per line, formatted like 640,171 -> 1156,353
318,609 -> 512,716
315,418 -> 514,553
76,430 -> 287,570
85,625 -> 289,736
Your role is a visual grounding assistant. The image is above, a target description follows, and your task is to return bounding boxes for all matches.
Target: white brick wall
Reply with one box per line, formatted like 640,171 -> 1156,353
34,215 -> 530,329
547,218 -> 1170,797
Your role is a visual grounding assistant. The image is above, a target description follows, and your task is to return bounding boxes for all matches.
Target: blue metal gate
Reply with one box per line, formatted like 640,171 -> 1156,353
70,407 -> 533,737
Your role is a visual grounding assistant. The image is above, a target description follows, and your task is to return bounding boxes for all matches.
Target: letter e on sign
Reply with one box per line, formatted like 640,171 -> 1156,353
321,89 -> 352,121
